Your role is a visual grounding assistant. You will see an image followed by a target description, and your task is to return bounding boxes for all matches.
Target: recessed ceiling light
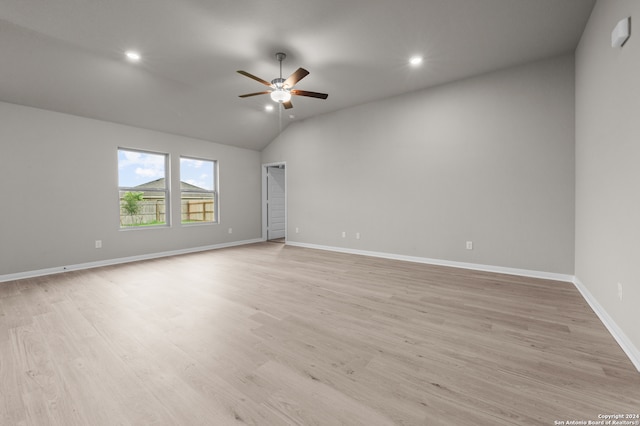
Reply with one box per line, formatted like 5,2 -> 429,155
265,104 -> 274,112
409,56 -> 423,66
125,50 -> 141,62
289,114 -> 295,119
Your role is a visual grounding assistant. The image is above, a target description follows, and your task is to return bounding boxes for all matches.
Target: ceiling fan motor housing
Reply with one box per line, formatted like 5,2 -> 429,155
271,77 -> 286,89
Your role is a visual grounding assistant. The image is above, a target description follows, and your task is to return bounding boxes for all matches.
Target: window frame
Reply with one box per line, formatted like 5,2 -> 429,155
117,147 -> 170,229
179,156 -> 218,225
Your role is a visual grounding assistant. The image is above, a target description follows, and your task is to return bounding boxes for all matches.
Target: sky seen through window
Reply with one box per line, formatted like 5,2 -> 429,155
117,150 -> 213,190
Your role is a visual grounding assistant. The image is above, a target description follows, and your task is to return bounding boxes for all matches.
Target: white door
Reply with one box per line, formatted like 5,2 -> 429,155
267,166 -> 286,240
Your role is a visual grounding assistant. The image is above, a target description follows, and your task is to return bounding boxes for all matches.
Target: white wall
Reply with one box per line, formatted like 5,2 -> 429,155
0,102 -> 262,276
575,1 -> 640,360
263,55 -> 576,274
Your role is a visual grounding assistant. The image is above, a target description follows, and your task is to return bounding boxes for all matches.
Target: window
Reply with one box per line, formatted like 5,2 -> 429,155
118,148 -> 169,228
180,157 -> 217,224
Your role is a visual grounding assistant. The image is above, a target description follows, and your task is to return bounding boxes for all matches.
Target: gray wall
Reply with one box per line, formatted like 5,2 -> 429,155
263,55 -> 576,274
0,101 -> 262,276
575,1 -> 640,356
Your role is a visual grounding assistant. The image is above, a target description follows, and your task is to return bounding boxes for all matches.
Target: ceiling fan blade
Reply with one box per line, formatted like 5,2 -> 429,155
238,91 -> 271,98
282,101 -> 293,109
291,89 -> 328,99
237,70 -> 272,87
283,68 -> 309,88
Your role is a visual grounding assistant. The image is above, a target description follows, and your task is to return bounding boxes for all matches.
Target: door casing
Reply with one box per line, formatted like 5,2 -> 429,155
261,162 -> 287,241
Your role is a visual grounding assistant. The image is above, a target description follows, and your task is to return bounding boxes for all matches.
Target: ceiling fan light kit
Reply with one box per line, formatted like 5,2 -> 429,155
270,89 -> 291,103
237,52 -> 328,110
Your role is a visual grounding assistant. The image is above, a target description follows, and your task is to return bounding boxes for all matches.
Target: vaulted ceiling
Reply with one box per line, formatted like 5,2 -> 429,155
0,0 -> 595,151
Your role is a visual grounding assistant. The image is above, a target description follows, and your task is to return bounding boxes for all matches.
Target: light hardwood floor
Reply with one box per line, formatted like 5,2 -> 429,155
1,243 -> 639,425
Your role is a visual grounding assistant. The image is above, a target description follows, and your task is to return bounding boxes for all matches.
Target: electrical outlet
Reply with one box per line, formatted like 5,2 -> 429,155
618,282 -> 623,302
341,231 -> 346,238
356,232 -> 361,240
295,227 -> 299,234
466,241 -> 473,250
95,240 -> 102,249
228,227 -> 233,234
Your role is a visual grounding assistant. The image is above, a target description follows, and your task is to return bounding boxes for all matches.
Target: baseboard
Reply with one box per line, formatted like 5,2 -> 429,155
0,238 -> 263,283
285,241 -> 574,283
572,277 -> 640,372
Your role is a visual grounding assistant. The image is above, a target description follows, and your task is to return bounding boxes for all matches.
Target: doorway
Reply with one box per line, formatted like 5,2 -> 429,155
262,163 -> 286,242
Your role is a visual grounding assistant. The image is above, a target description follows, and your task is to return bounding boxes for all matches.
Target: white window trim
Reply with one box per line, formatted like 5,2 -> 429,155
117,147 -> 171,229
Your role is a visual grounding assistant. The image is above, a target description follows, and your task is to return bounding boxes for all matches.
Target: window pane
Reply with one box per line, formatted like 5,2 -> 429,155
119,191 -> 167,227
181,192 -> 215,223
118,149 -> 166,188
179,158 -> 214,190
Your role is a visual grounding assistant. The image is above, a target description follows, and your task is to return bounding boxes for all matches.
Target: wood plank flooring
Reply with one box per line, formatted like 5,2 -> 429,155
1,243 -> 639,425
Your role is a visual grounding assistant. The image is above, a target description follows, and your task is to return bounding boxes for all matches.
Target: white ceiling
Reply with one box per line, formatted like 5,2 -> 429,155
0,0 -> 595,151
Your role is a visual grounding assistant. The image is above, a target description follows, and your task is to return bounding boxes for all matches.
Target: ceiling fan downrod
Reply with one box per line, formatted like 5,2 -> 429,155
273,52 -> 287,88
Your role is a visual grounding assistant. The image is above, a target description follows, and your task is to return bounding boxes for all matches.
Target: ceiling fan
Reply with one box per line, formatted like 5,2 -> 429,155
237,52 -> 328,110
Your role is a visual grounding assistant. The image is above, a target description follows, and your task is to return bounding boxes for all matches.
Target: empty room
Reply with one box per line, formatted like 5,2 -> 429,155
1,0 -> 639,425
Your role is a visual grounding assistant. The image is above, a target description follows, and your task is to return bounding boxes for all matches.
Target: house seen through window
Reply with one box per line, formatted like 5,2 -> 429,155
118,148 -> 169,228
180,157 -> 217,224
